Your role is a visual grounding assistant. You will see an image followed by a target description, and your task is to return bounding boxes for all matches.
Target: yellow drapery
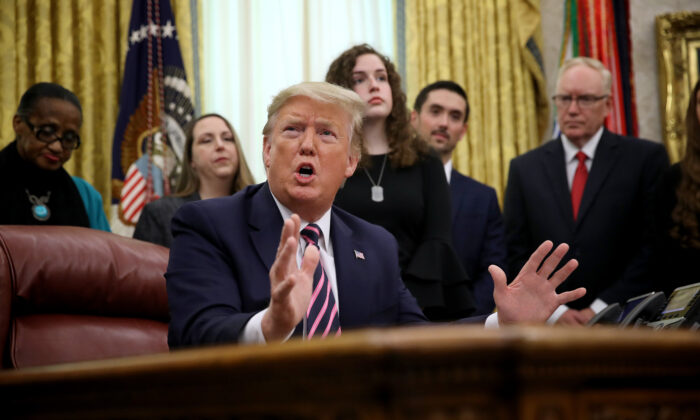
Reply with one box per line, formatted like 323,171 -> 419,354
404,0 -> 549,203
0,0 -> 199,217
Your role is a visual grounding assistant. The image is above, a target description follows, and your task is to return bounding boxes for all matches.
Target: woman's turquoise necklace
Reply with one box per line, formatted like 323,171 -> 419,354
25,189 -> 51,221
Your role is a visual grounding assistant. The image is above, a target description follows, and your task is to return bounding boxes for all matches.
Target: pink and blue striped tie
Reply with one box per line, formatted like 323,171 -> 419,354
301,223 -> 341,339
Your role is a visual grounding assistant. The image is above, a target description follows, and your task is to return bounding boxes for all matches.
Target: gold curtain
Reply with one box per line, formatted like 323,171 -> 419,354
0,0 -> 199,218
404,0 -> 549,203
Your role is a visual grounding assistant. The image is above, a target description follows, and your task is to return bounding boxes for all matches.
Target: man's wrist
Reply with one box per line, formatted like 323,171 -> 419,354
261,308 -> 295,342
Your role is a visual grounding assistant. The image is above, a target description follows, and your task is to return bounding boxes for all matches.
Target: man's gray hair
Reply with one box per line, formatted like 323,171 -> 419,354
262,82 -> 366,157
557,57 -> 612,95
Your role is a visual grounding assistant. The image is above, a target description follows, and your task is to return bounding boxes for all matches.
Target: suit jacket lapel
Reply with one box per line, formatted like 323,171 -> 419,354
249,183 -> 284,271
541,139 -> 574,223
331,210 -> 371,327
576,130 -> 619,225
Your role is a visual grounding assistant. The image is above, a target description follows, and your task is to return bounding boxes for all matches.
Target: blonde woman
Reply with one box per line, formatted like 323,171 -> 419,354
134,113 -> 254,247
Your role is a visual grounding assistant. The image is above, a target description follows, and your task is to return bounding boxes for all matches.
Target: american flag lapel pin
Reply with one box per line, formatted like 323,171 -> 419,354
354,250 -> 365,260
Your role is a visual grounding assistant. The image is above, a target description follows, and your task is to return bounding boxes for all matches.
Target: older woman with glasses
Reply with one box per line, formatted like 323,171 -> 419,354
0,82 -> 110,230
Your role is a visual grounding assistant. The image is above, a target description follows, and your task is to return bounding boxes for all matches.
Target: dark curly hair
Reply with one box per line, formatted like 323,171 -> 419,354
671,79 -> 700,248
325,44 -> 428,168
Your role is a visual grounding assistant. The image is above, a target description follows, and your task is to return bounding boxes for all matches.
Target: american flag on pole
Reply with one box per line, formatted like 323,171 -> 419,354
111,0 -> 194,225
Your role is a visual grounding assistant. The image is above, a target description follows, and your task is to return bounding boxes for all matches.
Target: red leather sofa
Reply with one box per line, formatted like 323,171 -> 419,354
0,225 -> 170,368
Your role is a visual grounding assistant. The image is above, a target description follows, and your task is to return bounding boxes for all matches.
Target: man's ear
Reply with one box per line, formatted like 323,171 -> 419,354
457,122 -> 468,141
410,110 -> 418,127
602,96 -> 613,118
262,135 -> 272,169
345,150 -> 359,178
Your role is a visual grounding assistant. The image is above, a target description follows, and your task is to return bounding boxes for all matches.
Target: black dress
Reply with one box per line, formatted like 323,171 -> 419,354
649,163 -> 700,297
334,153 -> 474,320
133,192 -> 200,248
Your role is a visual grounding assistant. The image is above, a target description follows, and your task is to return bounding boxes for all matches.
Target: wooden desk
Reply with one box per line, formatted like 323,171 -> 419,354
1,325 -> 699,419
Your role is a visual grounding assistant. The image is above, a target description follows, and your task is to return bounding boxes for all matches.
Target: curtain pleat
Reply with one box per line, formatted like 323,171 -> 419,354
404,0 -> 548,203
0,0 -> 198,220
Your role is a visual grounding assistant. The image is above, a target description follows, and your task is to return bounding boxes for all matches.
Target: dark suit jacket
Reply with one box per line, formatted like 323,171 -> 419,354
450,170 -> 506,315
504,130 -> 669,308
166,183 -> 428,348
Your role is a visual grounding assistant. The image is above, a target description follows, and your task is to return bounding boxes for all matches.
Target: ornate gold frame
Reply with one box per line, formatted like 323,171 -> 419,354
656,11 -> 700,162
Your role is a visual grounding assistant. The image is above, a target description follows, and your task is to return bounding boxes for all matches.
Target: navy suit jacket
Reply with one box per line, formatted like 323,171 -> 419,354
450,170 -> 506,315
504,130 -> 669,308
166,183 -> 428,348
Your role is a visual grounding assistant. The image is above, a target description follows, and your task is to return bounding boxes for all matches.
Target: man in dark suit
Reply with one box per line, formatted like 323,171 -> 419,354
504,57 -> 669,326
166,82 -> 585,347
411,81 -> 506,315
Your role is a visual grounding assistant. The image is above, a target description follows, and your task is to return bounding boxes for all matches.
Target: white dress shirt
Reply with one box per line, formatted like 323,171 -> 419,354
444,160 -> 453,183
548,128 -> 607,323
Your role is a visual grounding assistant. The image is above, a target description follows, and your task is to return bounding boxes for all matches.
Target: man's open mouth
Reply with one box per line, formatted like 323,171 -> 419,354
299,165 -> 314,178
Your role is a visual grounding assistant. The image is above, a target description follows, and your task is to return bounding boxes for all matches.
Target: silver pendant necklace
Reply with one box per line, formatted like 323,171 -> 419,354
25,189 -> 51,221
362,154 -> 388,202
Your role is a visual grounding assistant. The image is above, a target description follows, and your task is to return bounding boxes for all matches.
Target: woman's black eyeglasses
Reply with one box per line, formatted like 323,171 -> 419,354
23,117 -> 81,150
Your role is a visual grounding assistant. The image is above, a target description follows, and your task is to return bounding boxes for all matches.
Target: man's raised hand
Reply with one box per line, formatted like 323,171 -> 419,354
490,241 -> 586,324
262,214 -> 319,341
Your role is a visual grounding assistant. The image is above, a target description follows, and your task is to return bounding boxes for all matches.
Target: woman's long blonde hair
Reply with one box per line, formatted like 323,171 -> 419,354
174,113 -> 255,197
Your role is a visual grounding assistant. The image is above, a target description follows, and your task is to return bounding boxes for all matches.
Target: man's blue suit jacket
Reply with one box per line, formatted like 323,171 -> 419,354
449,170 -> 506,315
166,182 -> 428,348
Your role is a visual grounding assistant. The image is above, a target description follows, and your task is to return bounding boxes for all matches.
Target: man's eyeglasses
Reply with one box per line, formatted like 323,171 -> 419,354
23,117 -> 81,150
552,94 -> 608,109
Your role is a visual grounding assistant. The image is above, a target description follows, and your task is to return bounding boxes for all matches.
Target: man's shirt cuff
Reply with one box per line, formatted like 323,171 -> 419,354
590,298 -> 607,314
240,309 -> 295,344
484,312 -> 499,328
547,304 -> 569,324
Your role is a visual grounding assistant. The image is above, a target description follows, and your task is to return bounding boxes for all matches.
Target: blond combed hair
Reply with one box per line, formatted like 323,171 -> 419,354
262,81 -> 366,158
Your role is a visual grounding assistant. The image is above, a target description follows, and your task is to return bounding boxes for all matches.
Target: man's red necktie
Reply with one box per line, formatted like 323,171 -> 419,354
571,151 -> 588,220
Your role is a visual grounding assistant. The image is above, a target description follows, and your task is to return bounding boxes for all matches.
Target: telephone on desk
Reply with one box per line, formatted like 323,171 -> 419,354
647,282 -> 700,330
588,291 -> 665,327
587,282 -> 700,329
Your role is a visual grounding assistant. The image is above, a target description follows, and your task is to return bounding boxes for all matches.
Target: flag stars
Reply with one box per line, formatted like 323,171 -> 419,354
162,21 -> 175,38
139,25 -> 148,41
128,20 -> 177,46
129,30 -> 140,44
149,22 -> 160,36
